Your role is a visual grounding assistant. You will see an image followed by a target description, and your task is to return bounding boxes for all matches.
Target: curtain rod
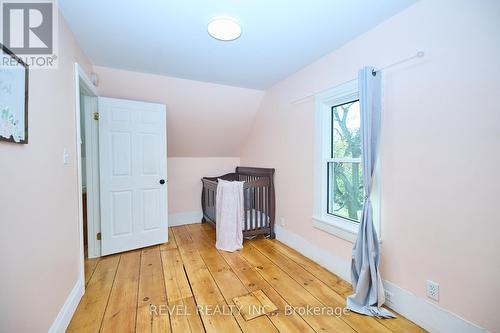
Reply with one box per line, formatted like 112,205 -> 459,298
291,50 -> 425,105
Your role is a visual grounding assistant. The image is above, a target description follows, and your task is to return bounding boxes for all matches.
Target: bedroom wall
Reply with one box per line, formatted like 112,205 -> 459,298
168,157 -> 240,223
0,15 -> 93,332
93,66 -> 263,218
93,66 -> 264,157
239,0 -> 500,331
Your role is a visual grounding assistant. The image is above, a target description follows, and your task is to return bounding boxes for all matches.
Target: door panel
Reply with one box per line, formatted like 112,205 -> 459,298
112,191 -> 133,236
111,133 -> 131,176
99,97 -> 167,255
141,134 -> 160,175
142,189 -> 161,230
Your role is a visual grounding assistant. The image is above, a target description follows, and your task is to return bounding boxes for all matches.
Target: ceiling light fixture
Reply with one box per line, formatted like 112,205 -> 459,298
207,17 -> 241,41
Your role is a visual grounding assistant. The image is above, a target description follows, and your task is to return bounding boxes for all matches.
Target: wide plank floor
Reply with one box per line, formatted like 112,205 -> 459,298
68,223 -> 426,332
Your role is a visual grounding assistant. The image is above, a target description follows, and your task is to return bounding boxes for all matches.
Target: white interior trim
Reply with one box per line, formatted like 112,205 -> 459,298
312,215 -> 358,243
48,277 -> 84,333
313,80 -> 362,242
275,224 -> 351,282
383,280 -> 488,333
313,79 -> 382,242
83,95 -> 100,258
275,224 -> 487,333
74,63 -> 98,296
169,211 -> 203,226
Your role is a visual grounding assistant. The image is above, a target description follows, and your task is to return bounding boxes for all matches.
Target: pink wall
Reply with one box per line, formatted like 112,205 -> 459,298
2,1 -> 498,331
168,157 -> 239,215
94,67 -> 263,216
240,0 -> 500,331
93,66 -> 264,157
0,15 -> 93,332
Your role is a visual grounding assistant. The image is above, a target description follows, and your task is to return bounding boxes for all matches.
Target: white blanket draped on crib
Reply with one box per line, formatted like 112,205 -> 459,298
215,179 -> 244,252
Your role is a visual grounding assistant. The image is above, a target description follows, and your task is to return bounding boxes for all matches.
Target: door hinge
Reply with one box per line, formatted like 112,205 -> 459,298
93,112 -> 100,120
96,232 -> 101,240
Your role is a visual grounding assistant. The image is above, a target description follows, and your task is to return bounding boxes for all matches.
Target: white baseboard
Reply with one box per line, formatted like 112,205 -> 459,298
275,224 -> 351,282
48,277 -> 84,333
169,211 -> 203,226
382,280 -> 488,333
274,225 -> 488,333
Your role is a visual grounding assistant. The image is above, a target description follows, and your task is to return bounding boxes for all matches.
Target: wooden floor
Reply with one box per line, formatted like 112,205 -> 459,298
69,223 -> 425,333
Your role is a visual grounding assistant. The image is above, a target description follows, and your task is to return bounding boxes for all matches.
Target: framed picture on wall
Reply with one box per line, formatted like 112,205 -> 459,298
0,43 -> 29,144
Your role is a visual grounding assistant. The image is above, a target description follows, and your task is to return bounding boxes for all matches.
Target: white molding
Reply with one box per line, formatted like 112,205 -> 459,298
74,63 -> 98,289
275,224 -> 351,282
383,280 -> 488,333
313,79 -> 382,240
48,278 -> 84,333
313,80 -> 363,237
169,211 -> 203,226
312,215 -> 358,243
83,95 -> 100,258
312,215 -> 383,244
275,225 -> 488,333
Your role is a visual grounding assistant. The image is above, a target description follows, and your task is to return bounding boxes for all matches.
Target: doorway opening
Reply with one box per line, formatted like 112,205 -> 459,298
74,64 -> 169,290
74,64 -> 99,289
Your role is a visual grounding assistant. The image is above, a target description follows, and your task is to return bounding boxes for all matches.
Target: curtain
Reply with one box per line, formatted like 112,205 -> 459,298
346,67 -> 395,318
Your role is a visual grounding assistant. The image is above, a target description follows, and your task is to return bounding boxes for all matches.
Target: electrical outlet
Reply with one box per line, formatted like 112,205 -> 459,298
426,280 -> 439,301
384,290 -> 394,307
280,217 -> 286,227
63,147 -> 70,165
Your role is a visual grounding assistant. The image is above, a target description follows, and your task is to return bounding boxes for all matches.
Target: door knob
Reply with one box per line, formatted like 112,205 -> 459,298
159,179 -> 166,185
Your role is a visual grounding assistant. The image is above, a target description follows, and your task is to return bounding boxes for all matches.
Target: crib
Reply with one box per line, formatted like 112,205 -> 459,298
201,167 -> 276,239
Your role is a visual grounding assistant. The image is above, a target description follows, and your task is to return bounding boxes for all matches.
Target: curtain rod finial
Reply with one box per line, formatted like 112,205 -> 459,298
417,51 -> 425,58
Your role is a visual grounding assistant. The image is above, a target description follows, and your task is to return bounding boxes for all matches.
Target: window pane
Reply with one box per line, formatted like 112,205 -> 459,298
331,101 -> 361,158
327,161 -> 363,222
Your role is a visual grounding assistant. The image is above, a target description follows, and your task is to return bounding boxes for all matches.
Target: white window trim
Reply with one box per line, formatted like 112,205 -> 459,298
313,80 -> 381,243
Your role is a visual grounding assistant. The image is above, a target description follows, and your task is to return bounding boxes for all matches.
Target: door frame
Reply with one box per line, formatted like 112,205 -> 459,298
74,63 -> 99,288
82,91 -> 100,258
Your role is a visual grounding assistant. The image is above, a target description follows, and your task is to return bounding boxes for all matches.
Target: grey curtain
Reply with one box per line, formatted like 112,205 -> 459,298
346,67 -> 394,318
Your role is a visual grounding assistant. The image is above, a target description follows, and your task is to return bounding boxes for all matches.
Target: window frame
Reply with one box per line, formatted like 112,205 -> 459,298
327,99 -> 362,223
313,79 -> 381,243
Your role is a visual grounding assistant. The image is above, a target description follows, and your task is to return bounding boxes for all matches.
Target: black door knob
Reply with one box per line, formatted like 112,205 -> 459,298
159,179 -> 166,185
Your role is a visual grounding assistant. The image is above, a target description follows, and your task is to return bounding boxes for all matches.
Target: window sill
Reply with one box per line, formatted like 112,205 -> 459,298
313,215 -> 382,244
312,215 -> 359,243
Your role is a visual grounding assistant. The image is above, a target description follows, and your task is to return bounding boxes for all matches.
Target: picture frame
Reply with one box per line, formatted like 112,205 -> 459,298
0,43 -> 29,144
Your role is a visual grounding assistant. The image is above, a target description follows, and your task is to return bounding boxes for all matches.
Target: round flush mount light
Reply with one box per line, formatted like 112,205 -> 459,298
208,17 -> 241,41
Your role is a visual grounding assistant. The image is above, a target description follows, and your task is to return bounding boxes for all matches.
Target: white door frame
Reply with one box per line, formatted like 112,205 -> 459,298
83,93 -> 100,258
74,63 -> 98,288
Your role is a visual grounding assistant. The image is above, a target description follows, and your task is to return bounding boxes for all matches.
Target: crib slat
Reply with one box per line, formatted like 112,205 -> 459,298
255,186 -> 259,230
258,186 -> 263,229
267,186 -> 270,228
243,188 -> 248,231
252,187 -> 256,230
253,186 -> 257,230
205,188 -> 209,209
264,187 -> 267,229
250,187 -> 253,231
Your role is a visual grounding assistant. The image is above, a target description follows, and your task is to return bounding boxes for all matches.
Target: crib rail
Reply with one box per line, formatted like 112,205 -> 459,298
201,167 -> 275,239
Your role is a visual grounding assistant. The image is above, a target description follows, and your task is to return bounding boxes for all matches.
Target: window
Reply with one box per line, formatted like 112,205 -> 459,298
313,81 -> 380,242
327,100 -> 363,222
313,79 -> 379,243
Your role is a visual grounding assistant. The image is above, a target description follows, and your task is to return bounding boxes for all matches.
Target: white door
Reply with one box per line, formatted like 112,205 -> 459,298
98,97 -> 168,255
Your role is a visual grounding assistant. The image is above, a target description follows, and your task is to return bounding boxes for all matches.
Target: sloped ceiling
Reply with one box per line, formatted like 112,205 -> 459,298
66,1 -> 419,157
60,0 -> 417,89
94,66 -> 264,157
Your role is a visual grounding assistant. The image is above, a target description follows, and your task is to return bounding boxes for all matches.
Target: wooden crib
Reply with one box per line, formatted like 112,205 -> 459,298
201,167 -> 276,239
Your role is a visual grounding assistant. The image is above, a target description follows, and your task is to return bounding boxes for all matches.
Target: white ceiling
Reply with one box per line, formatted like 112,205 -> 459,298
59,0 -> 417,89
